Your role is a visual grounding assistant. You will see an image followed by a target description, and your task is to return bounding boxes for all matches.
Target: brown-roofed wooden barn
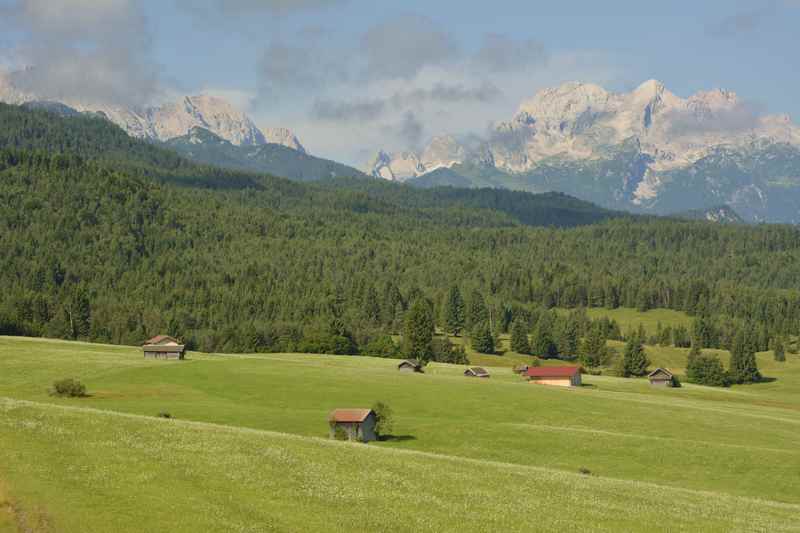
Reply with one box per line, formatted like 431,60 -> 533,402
398,359 -> 423,373
328,409 -> 377,442
142,334 -> 185,360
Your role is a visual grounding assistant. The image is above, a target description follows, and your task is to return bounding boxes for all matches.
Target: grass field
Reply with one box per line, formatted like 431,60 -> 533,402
558,307 -> 694,336
2,335 -> 800,531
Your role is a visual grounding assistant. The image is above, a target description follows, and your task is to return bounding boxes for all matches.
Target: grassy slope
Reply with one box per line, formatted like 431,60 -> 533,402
1,336 -> 800,531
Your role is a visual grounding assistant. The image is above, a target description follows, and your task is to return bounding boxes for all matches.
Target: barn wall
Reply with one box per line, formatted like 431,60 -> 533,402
530,378 -> 572,387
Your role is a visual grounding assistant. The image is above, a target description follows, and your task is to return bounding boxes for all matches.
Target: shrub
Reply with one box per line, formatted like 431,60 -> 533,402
686,353 -> 730,387
372,401 -> 394,440
332,425 -> 349,441
431,337 -> 468,364
51,378 -> 87,398
157,412 -> 172,419
578,467 -> 592,475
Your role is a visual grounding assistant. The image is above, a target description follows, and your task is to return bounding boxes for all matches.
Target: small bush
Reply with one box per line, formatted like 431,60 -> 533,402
157,412 -> 172,419
332,425 -> 349,441
372,401 -> 394,440
578,467 -> 592,476
51,378 -> 87,398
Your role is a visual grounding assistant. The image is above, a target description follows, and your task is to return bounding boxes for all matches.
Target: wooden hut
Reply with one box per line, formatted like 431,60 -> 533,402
142,335 -> 185,360
512,364 -> 529,375
464,367 -> 490,378
648,368 -> 674,387
398,359 -> 423,373
328,409 -> 377,442
526,366 -> 582,387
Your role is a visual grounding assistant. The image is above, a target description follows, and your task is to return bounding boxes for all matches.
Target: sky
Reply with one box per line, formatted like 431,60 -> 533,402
0,0 -> 798,166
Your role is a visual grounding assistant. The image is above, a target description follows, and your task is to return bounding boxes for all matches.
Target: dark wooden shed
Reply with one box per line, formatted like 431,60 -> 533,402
398,359 -> 423,373
464,367 -> 490,378
648,368 -> 674,387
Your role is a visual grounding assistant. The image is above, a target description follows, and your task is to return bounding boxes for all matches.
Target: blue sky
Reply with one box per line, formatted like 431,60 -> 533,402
1,0 -> 798,164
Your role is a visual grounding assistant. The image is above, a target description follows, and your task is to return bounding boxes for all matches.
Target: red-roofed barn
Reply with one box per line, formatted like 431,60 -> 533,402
526,366 -> 582,387
328,409 -> 377,442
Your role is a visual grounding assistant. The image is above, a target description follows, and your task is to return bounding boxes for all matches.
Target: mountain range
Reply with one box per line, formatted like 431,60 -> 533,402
371,80 -> 800,223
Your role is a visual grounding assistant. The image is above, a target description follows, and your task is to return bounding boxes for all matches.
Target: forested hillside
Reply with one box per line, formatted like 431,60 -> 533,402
2,104 -> 800,358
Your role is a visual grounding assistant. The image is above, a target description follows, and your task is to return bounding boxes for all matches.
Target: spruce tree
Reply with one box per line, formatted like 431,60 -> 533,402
467,290 -> 489,330
531,320 -> 557,359
471,322 -> 495,354
557,317 -> 580,360
444,286 -> 466,336
580,324 -> 608,368
773,336 -> 786,362
622,335 -> 649,377
510,319 -> 531,354
403,300 -> 434,363
729,329 -> 761,384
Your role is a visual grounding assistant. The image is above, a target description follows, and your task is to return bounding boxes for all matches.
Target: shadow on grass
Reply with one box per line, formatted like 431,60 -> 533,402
578,384 -> 598,389
758,377 -> 777,384
380,435 -> 416,442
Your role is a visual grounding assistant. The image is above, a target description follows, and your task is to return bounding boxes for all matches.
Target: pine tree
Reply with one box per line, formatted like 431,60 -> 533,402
729,328 -> 761,384
622,335 -> 649,377
773,336 -> 786,362
403,300 -> 434,363
444,286 -> 466,336
510,319 -> 530,354
471,322 -> 495,354
580,324 -> 608,368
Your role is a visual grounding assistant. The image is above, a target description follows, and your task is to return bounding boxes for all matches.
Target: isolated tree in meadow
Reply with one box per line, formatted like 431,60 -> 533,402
728,328 -> 761,384
403,300 -> 435,363
510,319 -> 531,355
372,401 -> 394,440
580,324 -> 608,368
444,286 -> 466,336
471,322 -> 495,354
622,334 -> 649,377
773,337 -> 786,362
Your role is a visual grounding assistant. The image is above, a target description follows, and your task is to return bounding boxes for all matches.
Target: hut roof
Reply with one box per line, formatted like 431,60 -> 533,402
329,409 -> 374,423
465,367 -> 490,377
526,366 -> 581,378
399,359 -> 422,369
648,368 -> 674,379
144,335 -> 179,346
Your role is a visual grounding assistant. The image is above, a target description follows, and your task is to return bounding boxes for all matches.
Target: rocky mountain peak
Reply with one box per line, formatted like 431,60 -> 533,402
263,127 -> 306,154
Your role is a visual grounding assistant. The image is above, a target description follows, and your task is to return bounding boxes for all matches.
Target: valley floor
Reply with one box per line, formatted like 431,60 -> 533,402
1,336 -> 799,532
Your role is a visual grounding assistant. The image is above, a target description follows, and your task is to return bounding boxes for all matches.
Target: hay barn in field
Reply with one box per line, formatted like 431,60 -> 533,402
526,366 -> 582,387
648,368 -> 674,387
328,409 -> 377,442
398,359 -> 423,373
142,335 -> 185,360
464,367 -> 490,378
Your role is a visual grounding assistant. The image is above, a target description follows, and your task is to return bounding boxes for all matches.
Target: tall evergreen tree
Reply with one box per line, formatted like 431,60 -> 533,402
622,334 -> 649,377
471,322 -> 495,354
467,290 -> 489,330
580,324 -> 608,368
510,319 -> 531,355
531,319 -> 557,359
729,328 -> 761,384
403,300 -> 435,363
557,316 -> 580,359
444,286 -> 466,337
773,336 -> 786,362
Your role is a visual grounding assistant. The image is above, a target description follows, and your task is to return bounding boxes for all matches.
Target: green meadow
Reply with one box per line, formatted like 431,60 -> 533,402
1,335 -> 800,532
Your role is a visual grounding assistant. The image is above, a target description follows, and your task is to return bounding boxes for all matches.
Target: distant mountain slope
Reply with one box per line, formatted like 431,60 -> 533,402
0,72 -> 304,151
165,127 -> 367,182
672,205 -> 744,224
378,80 -> 800,223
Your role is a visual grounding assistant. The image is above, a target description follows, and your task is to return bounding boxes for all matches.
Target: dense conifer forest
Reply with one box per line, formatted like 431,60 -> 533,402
2,103 -> 800,360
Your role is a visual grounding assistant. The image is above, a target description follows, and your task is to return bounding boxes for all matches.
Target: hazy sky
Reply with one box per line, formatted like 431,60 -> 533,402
1,0 -> 798,165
